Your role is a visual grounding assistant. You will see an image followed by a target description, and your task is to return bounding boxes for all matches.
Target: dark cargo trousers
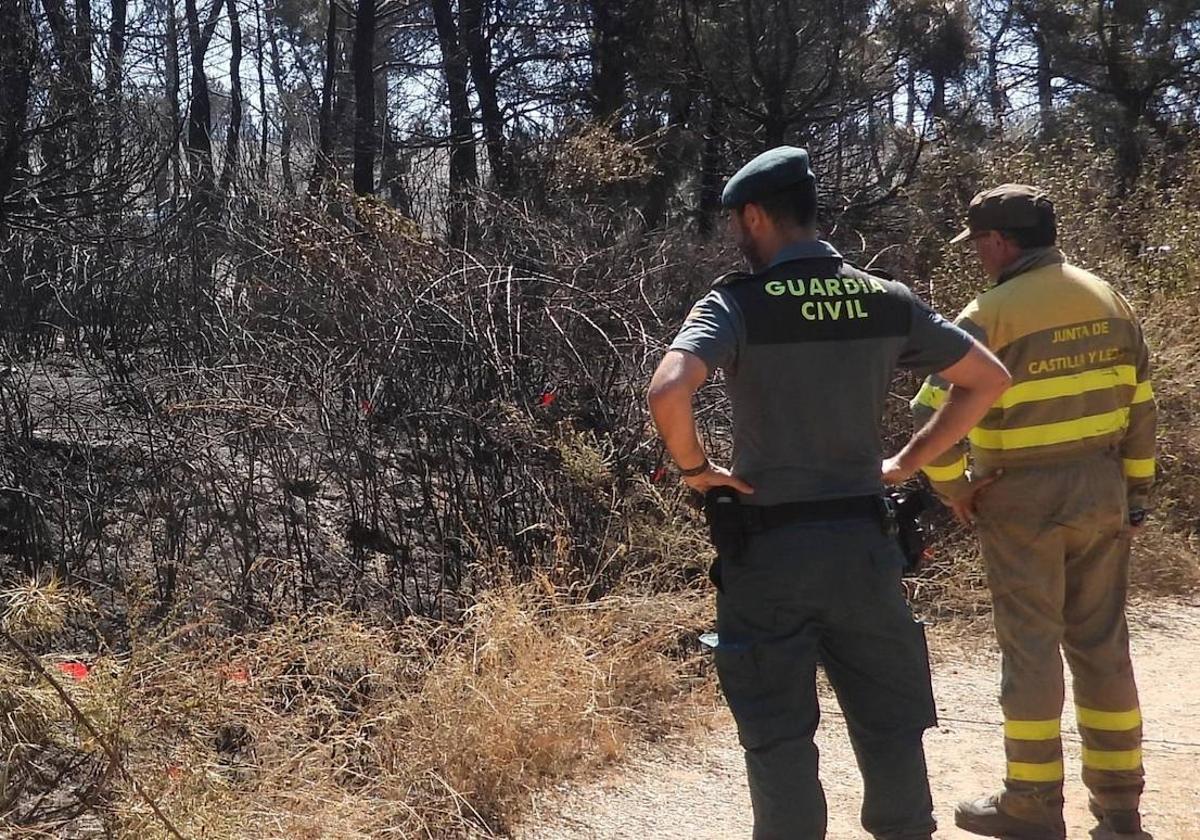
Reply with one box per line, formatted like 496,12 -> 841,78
714,517 -> 938,840
975,453 -> 1145,824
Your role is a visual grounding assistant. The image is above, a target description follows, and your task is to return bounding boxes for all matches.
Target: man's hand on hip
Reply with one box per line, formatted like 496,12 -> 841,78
882,454 -> 917,485
946,471 -> 1002,526
683,464 -> 754,495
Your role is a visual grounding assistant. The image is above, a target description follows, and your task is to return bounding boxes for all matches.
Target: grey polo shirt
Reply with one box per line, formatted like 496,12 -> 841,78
671,240 -> 973,505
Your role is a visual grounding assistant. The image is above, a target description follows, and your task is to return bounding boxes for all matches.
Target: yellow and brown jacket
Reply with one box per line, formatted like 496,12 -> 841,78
912,249 -> 1156,507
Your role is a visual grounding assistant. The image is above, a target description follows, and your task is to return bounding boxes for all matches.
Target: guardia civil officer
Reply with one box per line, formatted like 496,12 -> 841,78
647,147 -> 1011,840
913,186 -> 1156,840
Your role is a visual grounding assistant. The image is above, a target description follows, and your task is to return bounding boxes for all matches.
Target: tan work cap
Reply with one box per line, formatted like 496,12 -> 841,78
950,183 -> 1055,244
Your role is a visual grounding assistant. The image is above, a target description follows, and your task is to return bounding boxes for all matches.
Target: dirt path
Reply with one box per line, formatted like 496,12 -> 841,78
518,601 -> 1200,840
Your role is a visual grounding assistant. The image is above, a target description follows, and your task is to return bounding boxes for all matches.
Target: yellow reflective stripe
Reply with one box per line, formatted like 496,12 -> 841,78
1082,747 -> 1143,771
1076,706 -> 1142,731
1132,380 -> 1154,405
1122,458 -> 1155,480
1004,718 -> 1061,741
997,365 -> 1136,410
923,456 -> 967,483
1007,760 -> 1064,782
969,408 -> 1129,451
913,382 -> 947,411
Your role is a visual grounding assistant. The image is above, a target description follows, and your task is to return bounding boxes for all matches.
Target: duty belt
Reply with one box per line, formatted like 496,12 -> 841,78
727,495 -> 887,533
703,490 -> 927,590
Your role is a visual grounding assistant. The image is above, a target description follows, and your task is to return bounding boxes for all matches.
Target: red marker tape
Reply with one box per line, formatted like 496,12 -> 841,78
56,661 -> 89,681
218,665 -> 250,685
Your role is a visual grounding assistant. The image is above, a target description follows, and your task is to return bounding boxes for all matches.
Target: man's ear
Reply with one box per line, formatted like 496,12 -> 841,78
741,202 -> 765,232
996,230 -> 1026,259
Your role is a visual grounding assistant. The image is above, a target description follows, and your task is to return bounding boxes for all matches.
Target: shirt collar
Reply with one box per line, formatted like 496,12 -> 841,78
768,239 -> 842,268
995,246 -> 1065,285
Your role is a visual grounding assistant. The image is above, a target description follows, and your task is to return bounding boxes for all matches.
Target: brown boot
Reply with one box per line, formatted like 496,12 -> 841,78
954,794 -> 1066,839
1088,800 -> 1153,839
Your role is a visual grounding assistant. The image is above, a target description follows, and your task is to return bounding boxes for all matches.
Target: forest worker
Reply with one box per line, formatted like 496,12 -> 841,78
646,146 -> 1010,840
913,185 -> 1157,840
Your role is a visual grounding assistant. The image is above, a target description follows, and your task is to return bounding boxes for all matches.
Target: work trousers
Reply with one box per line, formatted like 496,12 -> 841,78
975,453 -> 1145,823
714,517 -> 938,840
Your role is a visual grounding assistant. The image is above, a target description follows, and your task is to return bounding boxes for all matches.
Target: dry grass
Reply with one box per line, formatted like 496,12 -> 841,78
1128,296 -> 1200,596
1,578 -> 714,838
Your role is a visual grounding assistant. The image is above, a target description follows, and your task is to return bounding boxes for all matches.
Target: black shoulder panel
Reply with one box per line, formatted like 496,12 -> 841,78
724,258 -> 912,345
712,270 -> 755,289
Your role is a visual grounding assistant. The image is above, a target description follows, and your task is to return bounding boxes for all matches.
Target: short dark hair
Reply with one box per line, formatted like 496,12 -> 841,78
747,181 -> 818,228
1000,220 -> 1056,249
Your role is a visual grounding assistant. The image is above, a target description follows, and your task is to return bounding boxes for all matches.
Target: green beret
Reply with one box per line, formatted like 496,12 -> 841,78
721,146 -> 815,209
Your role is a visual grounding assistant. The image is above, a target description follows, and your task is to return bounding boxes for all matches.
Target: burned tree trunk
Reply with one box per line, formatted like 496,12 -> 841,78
218,0 -> 243,195
0,0 -> 35,230
183,0 -> 224,201
310,0 -> 338,193
459,0 -> 510,191
431,0 -> 477,238
350,0 -> 377,195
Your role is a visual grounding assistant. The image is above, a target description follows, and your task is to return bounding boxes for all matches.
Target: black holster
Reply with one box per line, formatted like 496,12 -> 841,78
703,488 -> 745,590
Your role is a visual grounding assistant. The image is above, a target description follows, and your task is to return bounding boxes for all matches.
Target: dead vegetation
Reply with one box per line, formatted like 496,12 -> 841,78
1,579 -> 715,839
1,141 -> 1198,837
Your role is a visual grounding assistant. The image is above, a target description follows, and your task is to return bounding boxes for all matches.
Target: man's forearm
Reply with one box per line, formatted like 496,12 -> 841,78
648,387 -> 707,470
896,384 -> 996,474
889,341 -> 1010,480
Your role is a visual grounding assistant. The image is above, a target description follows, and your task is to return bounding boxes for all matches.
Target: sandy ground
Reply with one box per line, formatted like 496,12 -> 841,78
518,601 -> 1200,840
